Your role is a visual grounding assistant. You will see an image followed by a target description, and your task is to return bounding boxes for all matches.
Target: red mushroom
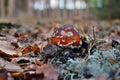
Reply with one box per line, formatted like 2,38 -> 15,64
51,25 -> 82,48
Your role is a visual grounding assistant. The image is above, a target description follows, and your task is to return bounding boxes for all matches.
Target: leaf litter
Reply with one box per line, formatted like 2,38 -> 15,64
0,21 -> 120,80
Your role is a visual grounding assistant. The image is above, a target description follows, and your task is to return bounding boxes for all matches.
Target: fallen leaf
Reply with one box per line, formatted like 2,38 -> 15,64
6,35 -> 18,43
0,40 -> 20,57
26,64 -> 59,80
11,57 -> 41,66
22,44 -> 41,55
111,36 -> 120,44
0,69 -> 9,80
0,57 -> 23,72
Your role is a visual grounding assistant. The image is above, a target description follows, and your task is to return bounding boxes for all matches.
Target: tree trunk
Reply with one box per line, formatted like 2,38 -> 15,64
0,0 -> 5,17
46,0 -> 50,17
36,0 -> 41,19
27,0 -> 33,16
8,0 -> 15,18
63,0 -> 67,18
74,0 -> 77,16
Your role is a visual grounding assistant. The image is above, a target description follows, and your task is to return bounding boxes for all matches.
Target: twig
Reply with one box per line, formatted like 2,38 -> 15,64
84,26 -> 96,60
92,26 -> 96,45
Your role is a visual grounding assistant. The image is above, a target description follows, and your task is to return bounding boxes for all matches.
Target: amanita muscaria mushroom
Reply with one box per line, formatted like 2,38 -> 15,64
51,25 -> 82,48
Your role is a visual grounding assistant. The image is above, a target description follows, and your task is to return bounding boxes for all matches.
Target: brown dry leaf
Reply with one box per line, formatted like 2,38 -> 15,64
0,69 -> 9,80
18,33 -> 29,42
22,44 -> 41,54
6,35 -> 20,49
6,35 -> 18,43
35,64 -> 59,80
117,28 -> 120,36
10,71 -> 23,79
0,57 -> 23,72
30,27 -> 44,39
34,27 -> 43,34
22,45 -> 33,54
26,64 -> 59,80
31,44 -> 41,53
111,36 -> 120,43
11,57 -> 42,66
0,40 -> 20,57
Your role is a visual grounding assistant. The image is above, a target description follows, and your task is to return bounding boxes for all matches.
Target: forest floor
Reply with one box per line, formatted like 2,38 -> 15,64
0,17 -> 120,80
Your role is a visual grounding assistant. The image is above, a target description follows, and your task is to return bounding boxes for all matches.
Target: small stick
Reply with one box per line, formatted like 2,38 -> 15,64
84,26 -> 96,60
92,26 -> 96,45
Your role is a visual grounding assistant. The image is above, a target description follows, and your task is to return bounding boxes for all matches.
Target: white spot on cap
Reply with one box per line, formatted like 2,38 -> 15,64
66,31 -> 73,37
60,30 -> 66,36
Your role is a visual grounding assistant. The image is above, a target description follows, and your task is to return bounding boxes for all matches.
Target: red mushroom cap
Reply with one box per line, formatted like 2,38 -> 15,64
51,25 -> 82,48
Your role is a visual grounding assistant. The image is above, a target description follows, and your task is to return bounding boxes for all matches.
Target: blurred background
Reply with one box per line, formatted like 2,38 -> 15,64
0,0 -> 120,25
